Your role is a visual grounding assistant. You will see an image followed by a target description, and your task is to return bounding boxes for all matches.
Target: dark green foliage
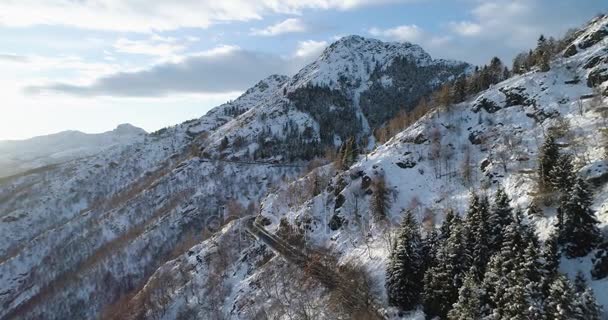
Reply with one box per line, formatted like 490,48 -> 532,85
439,209 -> 458,242
541,232 -> 560,295
545,275 -> 578,320
549,154 -> 575,194
360,56 -> 469,128
288,85 -> 360,145
451,76 -> 467,103
423,218 -> 467,319
478,210 -> 546,320
464,193 -> 491,277
538,134 -> 560,191
576,287 -> 603,320
447,269 -> 483,320
560,178 -> 602,258
386,210 -> 423,310
489,187 -> 514,252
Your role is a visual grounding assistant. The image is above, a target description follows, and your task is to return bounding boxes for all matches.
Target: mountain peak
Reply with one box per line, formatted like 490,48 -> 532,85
113,123 -> 147,135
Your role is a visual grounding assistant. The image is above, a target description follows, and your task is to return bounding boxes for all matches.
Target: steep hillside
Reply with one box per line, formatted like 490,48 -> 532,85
0,37 -> 464,319
0,124 -> 146,178
127,15 -> 608,320
202,36 -> 469,159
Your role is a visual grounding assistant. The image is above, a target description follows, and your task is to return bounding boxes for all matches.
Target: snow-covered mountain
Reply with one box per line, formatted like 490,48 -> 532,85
0,36 -> 466,320
0,124 -> 146,178
112,14 -> 608,320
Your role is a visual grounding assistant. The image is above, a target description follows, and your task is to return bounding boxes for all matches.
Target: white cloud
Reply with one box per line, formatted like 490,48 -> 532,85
369,25 -> 423,42
448,21 -> 482,36
293,40 -> 328,58
27,38 -> 331,97
0,0 -> 411,32
28,45 -> 291,96
251,18 -> 307,36
113,36 -> 186,57
0,54 -> 29,63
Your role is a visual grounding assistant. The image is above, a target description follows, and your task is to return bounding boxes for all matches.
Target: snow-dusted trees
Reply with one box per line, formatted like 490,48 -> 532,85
422,215 -> 467,319
447,269 -> 483,320
385,210 -> 423,310
489,187 -> 514,252
559,178 -> 601,258
385,189 -> 603,318
464,193 -> 491,276
538,133 -> 560,191
545,275 -> 578,319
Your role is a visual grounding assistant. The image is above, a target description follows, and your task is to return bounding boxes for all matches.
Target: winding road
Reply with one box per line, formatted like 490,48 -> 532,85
244,216 -> 386,319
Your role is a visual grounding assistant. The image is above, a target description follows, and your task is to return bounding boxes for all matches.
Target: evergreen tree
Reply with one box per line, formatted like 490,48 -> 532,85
439,209 -> 458,241
534,34 -> 551,71
423,219 -> 467,319
576,287 -> 603,320
420,228 -> 439,273
464,193 -> 491,277
482,215 -> 542,319
560,178 -> 601,258
549,154 -> 575,194
538,231 -> 561,306
447,268 -> 483,320
489,187 -> 513,252
539,52 -> 551,72
385,210 -> 423,311
452,76 -> 467,103
538,134 -> 560,191
370,176 -> 391,221
545,275 -> 578,320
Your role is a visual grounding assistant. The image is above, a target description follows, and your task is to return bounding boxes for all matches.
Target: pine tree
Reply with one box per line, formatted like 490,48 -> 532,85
534,35 -> 551,72
539,51 -> 551,72
452,76 -> 467,103
439,209 -> 458,241
423,219 -> 467,319
447,268 -> 483,320
370,176 -> 391,221
386,210 -> 423,310
545,275 -> 578,320
482,215 -> 542,319
541,232 -> 560,293
538,134 -> 560,191
549,154 -> 575,194
464,193 -> 491,277
576,287 -> 603,320
489,187 -> 513,253
560,178 -> 601,258
420,228 -> 439,273
573,271 -> 587,294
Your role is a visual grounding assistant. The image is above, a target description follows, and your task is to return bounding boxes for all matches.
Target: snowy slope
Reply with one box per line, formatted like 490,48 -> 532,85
0,124 -> 146,178
125,15 -> 608,320
0,74 -> 294,320
0,35 -> 465,319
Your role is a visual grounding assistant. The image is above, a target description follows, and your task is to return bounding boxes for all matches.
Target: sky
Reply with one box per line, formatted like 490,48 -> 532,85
0,0 -> 606,140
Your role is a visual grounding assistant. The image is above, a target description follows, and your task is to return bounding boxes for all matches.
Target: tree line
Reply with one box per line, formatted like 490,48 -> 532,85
386,184 -> 603,319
